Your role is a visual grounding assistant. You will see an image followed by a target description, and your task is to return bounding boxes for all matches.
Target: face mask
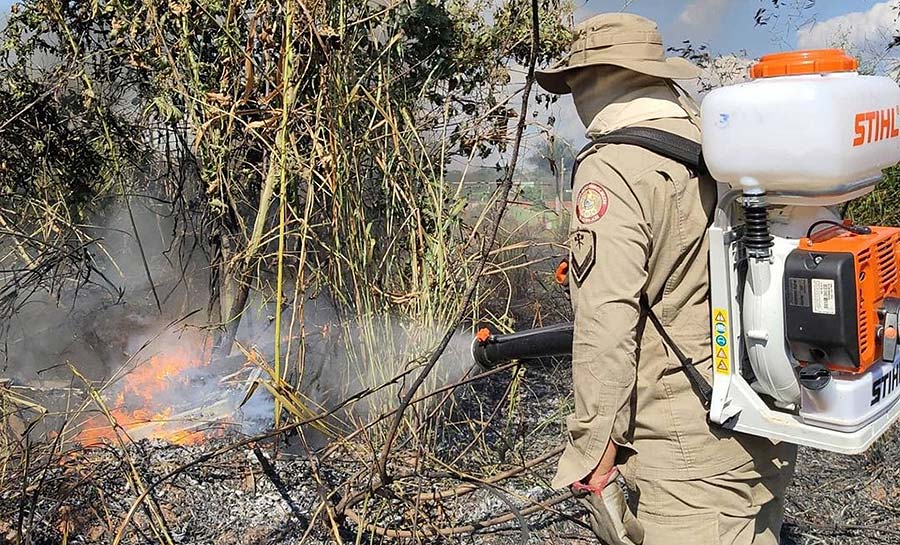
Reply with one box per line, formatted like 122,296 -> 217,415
565,65 -> 678,127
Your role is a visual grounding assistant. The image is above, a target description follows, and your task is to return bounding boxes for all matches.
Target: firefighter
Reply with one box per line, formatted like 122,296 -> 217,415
535,13 -> 797,544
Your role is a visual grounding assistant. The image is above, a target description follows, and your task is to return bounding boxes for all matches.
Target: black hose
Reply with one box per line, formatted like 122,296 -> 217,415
472,323 -> 573,369
742,200 -> 773,258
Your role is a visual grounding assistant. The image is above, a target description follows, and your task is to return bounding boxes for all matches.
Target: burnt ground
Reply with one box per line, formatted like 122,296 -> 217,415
2,358 -> 900,545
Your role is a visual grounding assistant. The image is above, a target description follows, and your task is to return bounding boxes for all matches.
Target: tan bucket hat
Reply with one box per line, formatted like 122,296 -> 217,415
536,13 -> 701,94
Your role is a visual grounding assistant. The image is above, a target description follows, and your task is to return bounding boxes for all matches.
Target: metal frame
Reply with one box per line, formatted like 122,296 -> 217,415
707,189 -> 900,454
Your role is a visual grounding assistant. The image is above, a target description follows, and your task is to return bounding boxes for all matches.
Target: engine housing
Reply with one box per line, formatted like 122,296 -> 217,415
784,225 -> 900,374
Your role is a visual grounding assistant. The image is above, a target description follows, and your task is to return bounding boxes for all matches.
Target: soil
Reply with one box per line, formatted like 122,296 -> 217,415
3,357 -> 900,545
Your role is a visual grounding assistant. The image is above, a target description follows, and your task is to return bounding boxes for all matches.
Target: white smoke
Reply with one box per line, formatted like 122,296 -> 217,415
4,194 -> 475,446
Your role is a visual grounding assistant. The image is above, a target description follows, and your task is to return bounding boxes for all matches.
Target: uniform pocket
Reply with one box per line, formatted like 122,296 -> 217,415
639,510 -> 721,545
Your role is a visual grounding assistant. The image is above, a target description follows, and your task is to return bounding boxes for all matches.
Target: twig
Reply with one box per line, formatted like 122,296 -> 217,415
343,490 -> 575,538
251,444 -> 309,529
297,428 -> 346,545
123,189 -> 162,314
15,433 -> 30,543
414,446 -> 563,502
24,418 -> 67,539
788,516 -> 900,538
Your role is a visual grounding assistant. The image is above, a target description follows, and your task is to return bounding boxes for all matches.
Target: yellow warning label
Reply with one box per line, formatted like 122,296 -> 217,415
713,308 -> 730,375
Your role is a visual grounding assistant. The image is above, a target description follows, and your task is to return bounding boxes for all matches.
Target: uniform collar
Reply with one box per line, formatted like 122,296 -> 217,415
585,85 -> 688,137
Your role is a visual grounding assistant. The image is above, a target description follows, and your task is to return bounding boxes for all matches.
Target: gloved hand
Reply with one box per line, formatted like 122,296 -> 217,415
573,468 -> 644,545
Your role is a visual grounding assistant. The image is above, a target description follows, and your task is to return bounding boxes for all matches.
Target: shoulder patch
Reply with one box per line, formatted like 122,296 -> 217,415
570,229 -> 596,287
575,183 -> 609,225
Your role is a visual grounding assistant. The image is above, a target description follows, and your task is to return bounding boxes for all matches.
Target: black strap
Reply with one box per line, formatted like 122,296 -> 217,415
642,299 -> 712,409
571,126 -> 706,188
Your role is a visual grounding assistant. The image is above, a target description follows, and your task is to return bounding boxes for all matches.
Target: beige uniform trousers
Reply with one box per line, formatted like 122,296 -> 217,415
558,116 -> 797,543
631,449 -> 796,544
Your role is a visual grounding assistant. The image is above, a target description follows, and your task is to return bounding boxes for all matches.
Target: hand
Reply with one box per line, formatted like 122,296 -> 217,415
586,439 -> 618,488
576,440 -> 643,545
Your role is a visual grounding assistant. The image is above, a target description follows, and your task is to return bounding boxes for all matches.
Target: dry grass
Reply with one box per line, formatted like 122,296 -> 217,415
0,0 -> 581,542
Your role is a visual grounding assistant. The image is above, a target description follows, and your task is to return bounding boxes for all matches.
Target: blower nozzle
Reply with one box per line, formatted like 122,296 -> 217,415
471,323 -> 573,369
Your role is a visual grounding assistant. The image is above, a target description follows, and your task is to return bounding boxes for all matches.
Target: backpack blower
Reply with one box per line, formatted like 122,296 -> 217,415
472,49 -> 900,454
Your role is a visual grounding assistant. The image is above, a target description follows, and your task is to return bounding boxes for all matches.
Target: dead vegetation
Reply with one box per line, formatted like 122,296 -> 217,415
5,359 -> 900,544
2,1 -> 900,544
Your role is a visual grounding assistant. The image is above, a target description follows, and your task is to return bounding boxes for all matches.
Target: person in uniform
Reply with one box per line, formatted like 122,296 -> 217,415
535,13 -> 797,545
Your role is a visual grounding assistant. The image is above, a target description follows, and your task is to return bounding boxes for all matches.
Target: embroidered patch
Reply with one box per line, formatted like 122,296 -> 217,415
570,229 -> 596,287
575,183 -> 609,225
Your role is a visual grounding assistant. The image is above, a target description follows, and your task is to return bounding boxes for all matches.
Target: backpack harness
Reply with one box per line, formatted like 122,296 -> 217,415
570,126 -> 713,408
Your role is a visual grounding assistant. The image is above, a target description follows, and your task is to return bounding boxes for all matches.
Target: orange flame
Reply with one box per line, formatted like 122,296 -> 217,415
76,340 -> 228,447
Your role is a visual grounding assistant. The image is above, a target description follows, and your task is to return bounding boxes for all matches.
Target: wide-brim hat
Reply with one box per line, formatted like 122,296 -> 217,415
536,13 -> 701,95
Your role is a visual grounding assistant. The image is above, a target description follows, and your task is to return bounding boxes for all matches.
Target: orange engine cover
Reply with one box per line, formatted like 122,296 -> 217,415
793,225 -> 900,373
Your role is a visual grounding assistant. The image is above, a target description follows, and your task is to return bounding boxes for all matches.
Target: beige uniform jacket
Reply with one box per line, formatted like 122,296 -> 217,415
553,116 -> 779,489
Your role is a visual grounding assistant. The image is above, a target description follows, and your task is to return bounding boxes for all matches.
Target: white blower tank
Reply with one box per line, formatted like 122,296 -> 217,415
702,50 -> 900,194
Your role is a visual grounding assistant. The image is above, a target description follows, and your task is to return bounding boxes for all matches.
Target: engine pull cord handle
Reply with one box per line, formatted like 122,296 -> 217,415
806,219 -> 872,240
881,298 -> 900,363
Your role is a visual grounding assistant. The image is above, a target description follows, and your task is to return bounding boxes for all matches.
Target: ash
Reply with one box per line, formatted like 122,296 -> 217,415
3,361 -> 900,545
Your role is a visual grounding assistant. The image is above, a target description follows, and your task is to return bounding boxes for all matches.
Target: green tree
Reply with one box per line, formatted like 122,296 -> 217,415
0,0 -> 572,333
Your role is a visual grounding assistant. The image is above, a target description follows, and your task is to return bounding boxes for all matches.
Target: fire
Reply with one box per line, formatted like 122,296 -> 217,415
76,341 -> 230,447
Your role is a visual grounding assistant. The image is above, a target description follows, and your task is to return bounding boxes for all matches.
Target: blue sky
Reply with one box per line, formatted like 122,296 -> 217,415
0,1 -> 890,55
580,0 -> 888,57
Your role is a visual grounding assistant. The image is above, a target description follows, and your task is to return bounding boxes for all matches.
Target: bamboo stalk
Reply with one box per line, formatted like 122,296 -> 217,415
273,0 -> 296,428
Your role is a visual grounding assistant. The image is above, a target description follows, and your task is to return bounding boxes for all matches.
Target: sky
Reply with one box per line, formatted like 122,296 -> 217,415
579,0 -> 893,57
534,0 -> 900,156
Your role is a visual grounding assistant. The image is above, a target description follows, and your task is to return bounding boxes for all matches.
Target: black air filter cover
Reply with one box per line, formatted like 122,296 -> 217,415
784,250 -> 859,370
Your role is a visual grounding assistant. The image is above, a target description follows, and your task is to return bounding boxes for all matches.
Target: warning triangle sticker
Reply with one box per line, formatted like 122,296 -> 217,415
717,348 -> 728,359
714,311 -> 726,323
717,359 -> 729,372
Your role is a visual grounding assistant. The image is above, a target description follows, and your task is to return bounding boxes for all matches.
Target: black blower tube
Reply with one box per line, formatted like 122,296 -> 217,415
472,323 -> 573,369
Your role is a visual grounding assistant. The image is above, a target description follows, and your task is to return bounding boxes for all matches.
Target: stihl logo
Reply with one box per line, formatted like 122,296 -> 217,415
871,358 -> 900,407
853,106 -> 900,147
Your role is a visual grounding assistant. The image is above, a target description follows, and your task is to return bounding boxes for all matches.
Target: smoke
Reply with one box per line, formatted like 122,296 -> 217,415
2,196 -> 208,384
232,295 -> 475,436
3,196 -> 476,444
303,319 -> 473,425
83,297 -> 478,444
